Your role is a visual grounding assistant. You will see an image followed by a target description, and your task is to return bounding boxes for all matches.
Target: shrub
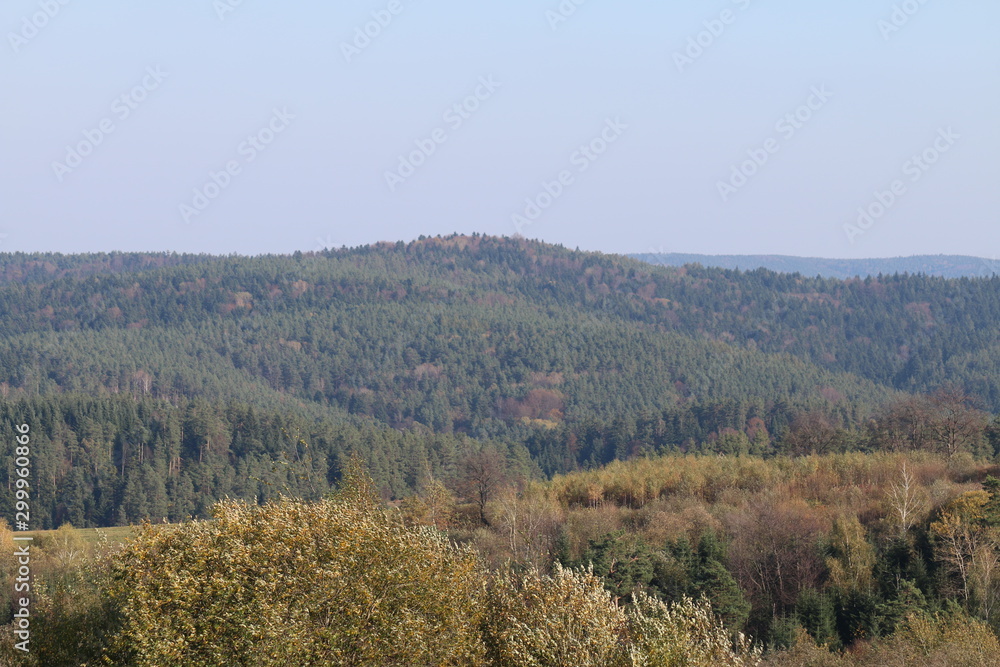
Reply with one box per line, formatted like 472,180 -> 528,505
102,489 -> 486,665
625,593 -> 761,667
483,563 -> 628,667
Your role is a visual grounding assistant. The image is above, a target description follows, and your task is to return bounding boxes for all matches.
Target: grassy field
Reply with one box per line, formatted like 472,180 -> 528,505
19,525 -> 138,547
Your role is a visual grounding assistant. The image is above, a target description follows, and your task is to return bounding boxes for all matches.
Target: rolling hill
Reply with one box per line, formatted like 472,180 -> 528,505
2,234 -> 1000,527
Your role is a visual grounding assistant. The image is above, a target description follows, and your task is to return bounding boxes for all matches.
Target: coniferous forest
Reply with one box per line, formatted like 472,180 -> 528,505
4,235 -> 1000,664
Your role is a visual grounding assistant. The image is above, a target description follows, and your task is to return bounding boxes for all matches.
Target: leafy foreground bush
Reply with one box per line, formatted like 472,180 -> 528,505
483,564 -> 758,667
102,475 -> 485,666
0,467 -> 759,666
483,564 -> 627,666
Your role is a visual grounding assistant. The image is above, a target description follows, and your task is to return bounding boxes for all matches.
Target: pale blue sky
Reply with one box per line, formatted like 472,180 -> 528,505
1,0 -> 997,257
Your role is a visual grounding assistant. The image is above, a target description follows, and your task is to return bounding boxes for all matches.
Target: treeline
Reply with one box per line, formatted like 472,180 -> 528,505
0,251 -> 213,285
2,384 -> 997,529
0,395 -> 541,529
522,384 -> 1000,473
632,252 -> 1000,280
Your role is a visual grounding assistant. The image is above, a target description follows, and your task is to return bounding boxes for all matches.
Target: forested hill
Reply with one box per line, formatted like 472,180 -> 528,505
2,234 -> 1000,527
2,234 -> 999,409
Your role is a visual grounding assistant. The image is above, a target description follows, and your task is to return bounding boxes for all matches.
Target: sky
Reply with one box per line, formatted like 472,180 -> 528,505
1,0 -> 998,258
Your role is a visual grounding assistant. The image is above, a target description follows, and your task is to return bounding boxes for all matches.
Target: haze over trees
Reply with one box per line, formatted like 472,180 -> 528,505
632,252 -> 1000,280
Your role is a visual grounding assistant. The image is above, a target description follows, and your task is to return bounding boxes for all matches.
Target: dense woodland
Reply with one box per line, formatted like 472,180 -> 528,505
2,236 -> 1000,524
4,235 -> 1000,663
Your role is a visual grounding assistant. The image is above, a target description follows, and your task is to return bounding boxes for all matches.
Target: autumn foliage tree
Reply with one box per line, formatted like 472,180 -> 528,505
930,490 -> 1000,621
928,386 -> 989,457
727,492 -> 828,634
870,387 -> 988,456
483,565 -> 760,667
459,446 -> 509,525
101,470 -> 486,666
781,413 -> 844,456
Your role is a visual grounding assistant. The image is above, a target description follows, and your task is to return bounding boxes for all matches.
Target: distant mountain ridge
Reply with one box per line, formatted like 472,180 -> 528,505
631,253 -> 1000,280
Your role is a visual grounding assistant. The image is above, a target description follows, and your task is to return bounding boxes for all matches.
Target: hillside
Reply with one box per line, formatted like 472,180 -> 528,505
0,236 -> 903,429
2,234 -> 1000,528
3,235 -> 1000,411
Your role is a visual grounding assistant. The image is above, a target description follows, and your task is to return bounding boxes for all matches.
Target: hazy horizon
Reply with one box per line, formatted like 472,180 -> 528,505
1,236 -> 998,268
3,1 -> 998,259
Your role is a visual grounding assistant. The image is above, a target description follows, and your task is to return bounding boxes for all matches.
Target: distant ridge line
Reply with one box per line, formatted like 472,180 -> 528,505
630,253 -> 1000,280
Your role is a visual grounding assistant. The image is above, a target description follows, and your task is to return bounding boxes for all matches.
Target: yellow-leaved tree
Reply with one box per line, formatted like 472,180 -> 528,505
483,563 -> 629,667
102,458 -> 486,666
482,564 -> 760,667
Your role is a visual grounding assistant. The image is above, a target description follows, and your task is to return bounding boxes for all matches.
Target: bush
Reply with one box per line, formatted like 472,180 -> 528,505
483,563 -> 628,667
102,488 -> 486,666
482,566 -> 760,667
625,593 -> 761,667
